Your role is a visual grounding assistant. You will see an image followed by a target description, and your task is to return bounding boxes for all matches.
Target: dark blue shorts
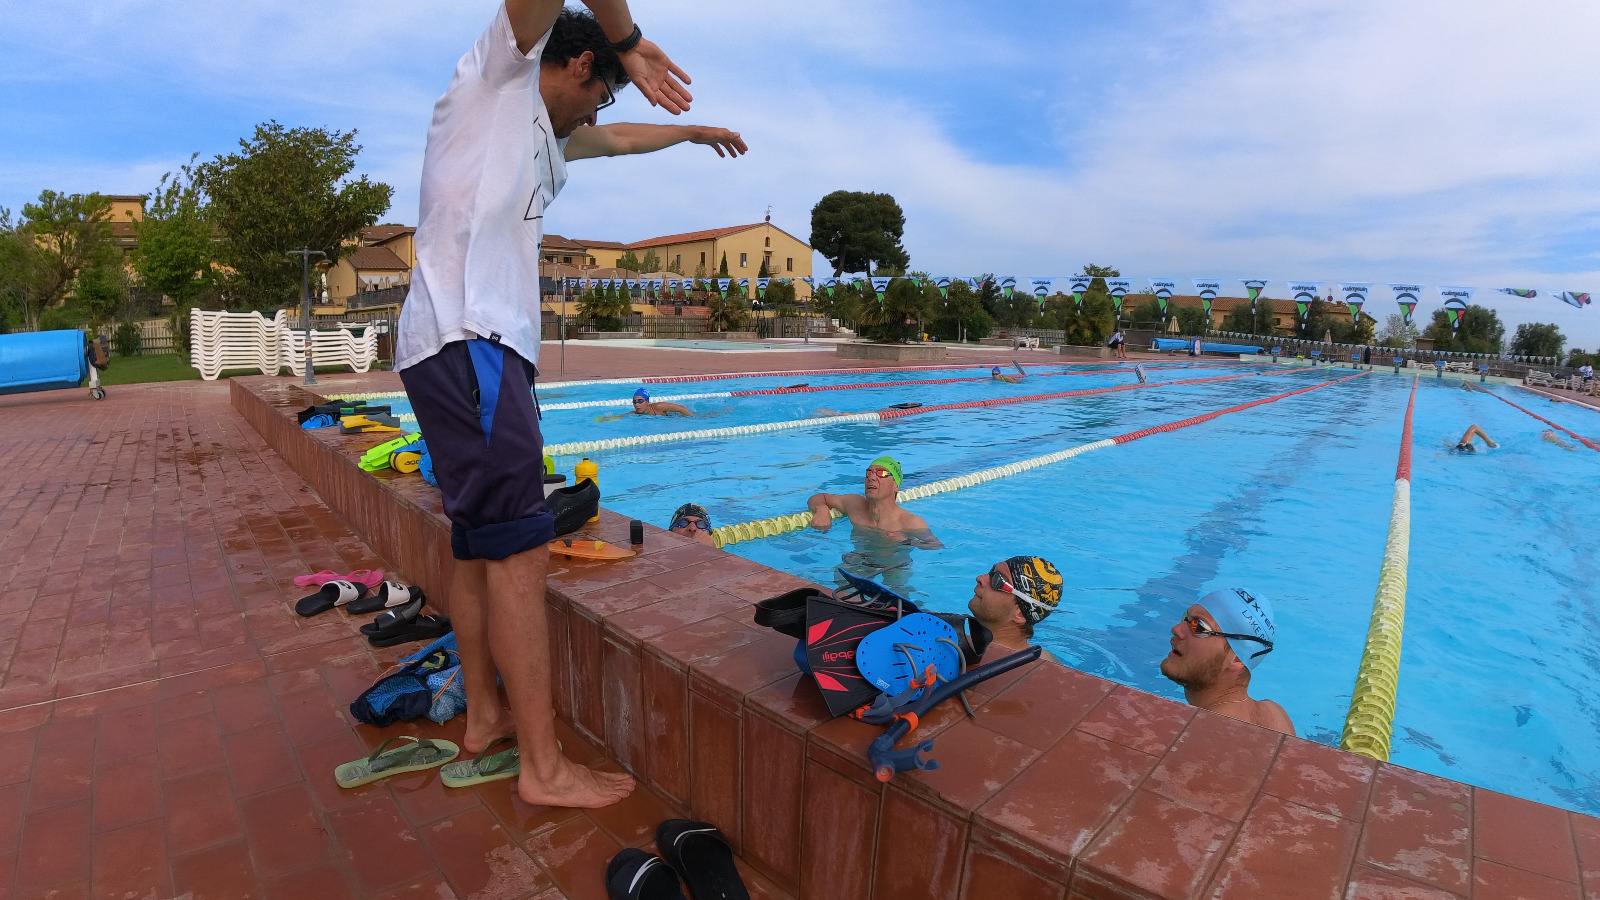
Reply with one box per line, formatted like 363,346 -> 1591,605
399,339 -> 553,560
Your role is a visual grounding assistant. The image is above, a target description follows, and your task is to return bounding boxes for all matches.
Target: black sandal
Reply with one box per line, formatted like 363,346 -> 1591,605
605,848 -> 686,900
655,819 -> 748,900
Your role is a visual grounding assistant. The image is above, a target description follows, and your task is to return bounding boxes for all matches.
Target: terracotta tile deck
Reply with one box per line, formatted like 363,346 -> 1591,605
5,345 -> 1599,900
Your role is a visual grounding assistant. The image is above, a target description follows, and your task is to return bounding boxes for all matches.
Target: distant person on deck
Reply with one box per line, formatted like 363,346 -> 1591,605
1582,363 -> 1594,391
667,502 -> 716,547
1160,589 -> 1294,735
1455,424 -> 1497,453
968,557 -> 1064,664
1108,329 -> 1128,359
807,456 -> 941,547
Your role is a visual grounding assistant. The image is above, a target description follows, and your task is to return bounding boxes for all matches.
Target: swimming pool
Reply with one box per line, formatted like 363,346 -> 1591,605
351,362 -> 1600,814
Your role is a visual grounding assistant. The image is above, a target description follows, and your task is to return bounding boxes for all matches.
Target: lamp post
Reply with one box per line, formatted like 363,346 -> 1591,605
287,248 -> 327,385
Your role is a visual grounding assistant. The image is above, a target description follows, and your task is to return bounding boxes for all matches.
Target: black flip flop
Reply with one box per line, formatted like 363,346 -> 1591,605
605,848 -> 686,900
360,593 -> 425,638
367,614 -> 452,648
294,580 -> 369,618
655,820 -> 749,900
346,582 -> 425,616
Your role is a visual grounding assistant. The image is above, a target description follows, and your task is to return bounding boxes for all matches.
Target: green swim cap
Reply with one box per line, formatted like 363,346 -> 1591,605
870,456 -> 903,487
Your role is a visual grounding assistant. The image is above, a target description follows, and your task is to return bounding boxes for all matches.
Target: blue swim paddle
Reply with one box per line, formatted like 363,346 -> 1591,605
854,613 -> 962,701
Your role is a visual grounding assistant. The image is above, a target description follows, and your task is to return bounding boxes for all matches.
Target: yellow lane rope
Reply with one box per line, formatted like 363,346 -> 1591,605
1340,377 -> 1418,760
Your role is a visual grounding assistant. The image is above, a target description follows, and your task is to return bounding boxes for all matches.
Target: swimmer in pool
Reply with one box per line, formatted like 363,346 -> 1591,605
1542,429 -> 1576,450
1454,424 -> 1497,453
666,503 -> 717,547
968,557 -> 1064,665
807,455 -> 941,548
1160,588 -> 1294,735
596,388 -> 691,421
991,366 -> 1023,384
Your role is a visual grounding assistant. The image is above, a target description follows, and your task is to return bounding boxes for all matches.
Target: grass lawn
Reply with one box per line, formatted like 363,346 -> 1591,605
98,354 -> 372,386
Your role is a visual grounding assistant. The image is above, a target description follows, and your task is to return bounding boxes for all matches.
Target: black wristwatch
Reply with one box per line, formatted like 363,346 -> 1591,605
610,23 -> 642,53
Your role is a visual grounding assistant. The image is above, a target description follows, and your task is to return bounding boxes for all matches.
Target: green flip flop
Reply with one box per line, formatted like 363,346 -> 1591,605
441,735 -> 521,788
335,736 -> 460,788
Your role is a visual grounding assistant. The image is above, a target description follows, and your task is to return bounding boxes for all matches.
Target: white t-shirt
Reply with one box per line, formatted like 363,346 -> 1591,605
395,6 -> 568,372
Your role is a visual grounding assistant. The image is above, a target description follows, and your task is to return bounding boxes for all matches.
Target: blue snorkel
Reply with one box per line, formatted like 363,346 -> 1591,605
867,645 -> 1042,783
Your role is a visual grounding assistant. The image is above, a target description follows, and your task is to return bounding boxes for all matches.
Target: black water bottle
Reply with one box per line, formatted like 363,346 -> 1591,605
629,519 -> 644,546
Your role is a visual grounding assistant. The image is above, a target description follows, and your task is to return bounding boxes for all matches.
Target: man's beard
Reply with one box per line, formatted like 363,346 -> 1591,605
1160,650 -> 1228,689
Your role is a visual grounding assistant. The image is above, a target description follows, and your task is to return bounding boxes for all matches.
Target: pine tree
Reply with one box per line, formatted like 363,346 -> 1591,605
718,252 -> 729,277
757,256 -> 770,278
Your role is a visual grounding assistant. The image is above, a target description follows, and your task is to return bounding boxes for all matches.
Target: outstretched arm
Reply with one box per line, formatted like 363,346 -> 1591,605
506,0 -> 692,112
565,124 -> 746,160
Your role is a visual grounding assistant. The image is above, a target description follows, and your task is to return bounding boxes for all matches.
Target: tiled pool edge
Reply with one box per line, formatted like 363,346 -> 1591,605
232,376 -> 1600,900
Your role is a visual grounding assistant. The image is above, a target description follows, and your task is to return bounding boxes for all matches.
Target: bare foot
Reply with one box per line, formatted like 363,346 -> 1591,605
463,708 -> 512,755
517,754 -> 636,809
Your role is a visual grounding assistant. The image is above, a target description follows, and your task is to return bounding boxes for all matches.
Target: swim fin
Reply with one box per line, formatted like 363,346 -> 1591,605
548,539 -> 636,560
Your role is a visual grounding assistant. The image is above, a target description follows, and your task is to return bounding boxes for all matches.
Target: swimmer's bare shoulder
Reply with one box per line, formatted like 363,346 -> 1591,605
1039,647 -> 1063,665
1254,699 -> 1294,736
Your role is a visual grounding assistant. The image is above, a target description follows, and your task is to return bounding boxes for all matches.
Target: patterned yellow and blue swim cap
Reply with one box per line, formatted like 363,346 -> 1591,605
1004,556 -> 1063,625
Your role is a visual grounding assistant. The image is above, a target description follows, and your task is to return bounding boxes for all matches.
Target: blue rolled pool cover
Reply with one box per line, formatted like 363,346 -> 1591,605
1150,338 -> 1265,355
0,330 -> 89,395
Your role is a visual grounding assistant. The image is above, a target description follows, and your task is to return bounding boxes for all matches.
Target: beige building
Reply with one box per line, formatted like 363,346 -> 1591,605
325,226 -> 416,305
627,221 -> 812,300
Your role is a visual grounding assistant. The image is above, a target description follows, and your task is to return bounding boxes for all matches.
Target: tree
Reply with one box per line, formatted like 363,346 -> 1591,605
809,190 -> 909,277
717,252 -> 728,276
0,191 -> 117,331
927,280 -> 993,342
1128,296 -> 1163,329
763,279 -> 798,316
706,282 -> 749,331
1375,314 -> 1418,349
575,285 -> 631,330
1174,305 -> 1208,336
616,250 -> 644,272
665,254 -> 683,275
756,256 -> 769,278
1329,314 -> 1376,345
640,249 -> 661,273
132,156 -> 218,312
1421,305 -> 1504,354
74,257 -> 130,328
1221,298 -> 1277,336
1566,348 -> 1596,368
1296,298 -> 1334,342
856,277 -> 925,342
1509,322 -> 1564,359
199,121 -> 392,310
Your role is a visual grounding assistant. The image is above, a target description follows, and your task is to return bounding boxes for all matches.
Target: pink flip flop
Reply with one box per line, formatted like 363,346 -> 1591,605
293,570 -> 339,588
294,569 -> 385,589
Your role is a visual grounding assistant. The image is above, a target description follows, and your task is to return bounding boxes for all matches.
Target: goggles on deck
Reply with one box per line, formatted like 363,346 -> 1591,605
1181,614 -> 1274,660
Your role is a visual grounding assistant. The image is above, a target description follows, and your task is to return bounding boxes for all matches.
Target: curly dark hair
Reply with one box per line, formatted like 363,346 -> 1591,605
541,7 -> 631,90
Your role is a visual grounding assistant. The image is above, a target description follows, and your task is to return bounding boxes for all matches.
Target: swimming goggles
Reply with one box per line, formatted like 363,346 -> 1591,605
1181,615 -> 1274,659
866,466 -> 895,480
671,517 -> 710,532
632,397 -> 647,405
987,571 -> 1053,615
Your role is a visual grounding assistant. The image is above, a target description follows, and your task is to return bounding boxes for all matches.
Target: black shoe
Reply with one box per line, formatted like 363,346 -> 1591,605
548,479 -> 600,538
605,848 -> 686,900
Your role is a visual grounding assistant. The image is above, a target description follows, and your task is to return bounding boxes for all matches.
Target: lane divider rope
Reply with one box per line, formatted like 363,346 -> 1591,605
1490,389 -> 1600,451
1340,377 -> 1418,761
713,372 -> 1367,547
546,370 -> 1282,457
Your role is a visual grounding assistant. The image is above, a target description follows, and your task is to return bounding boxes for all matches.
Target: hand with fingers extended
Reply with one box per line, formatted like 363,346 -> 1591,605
689,126 -> 747,158
620,38 -> 693,114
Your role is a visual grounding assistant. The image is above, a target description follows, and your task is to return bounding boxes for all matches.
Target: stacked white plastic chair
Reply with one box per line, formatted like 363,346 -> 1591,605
189,309 -> 378,380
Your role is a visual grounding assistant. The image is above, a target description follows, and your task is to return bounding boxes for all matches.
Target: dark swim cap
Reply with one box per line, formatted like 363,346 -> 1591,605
670,503 -> 710,526
1003,556 -> 1063,625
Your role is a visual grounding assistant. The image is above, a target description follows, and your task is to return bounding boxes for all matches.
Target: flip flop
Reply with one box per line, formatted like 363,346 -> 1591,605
293,569 -> 340,588
295,580 -> 369,617
346,582 -> 425,616
360,593 -> 425,636
346,569 -> 385,589
334,736 -> 459,788
605,848 -> 687,900
441,735 -> 520,788
655,820 -> 749,900
367,614 -> 452,648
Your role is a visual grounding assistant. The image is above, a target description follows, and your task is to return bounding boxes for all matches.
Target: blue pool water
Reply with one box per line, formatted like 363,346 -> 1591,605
370,363 -> 1600,814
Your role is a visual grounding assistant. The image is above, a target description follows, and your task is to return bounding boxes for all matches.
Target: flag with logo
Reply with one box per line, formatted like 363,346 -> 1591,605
933,276 -> 951,299
1193,279 -> 1221,321
1288,282 -> 1321,320
1070,275 -> 1092,311
1242,279 -> 1268,316
1149,279 -> 1176,317
625,278 -> 638,291
1338,283 -> 1370,323
1107,279 -> 1131,313
1389,283 -> 1422,323
756,277 -> 770,298
1498,288 -> 1536,299
1438,286 -> 1474,332
999,276 -> 1017,299
1555,291 -> 1591,309
716,278 -> 731,298
1031,278 -> 1053,300
870,276 -> 891,299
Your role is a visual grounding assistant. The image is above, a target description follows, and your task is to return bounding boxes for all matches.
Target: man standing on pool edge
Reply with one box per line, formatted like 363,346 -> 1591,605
394,0 -> 746,809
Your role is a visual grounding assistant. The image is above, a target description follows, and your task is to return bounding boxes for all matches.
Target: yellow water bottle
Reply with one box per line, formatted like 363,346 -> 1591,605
574,457 -> 599,522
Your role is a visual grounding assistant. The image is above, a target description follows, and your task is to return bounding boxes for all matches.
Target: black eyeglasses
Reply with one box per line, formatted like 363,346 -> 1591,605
595,79 -> 616,113
1181,615 -> 1274,659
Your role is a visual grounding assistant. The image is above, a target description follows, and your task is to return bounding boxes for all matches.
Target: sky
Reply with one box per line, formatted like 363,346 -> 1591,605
3,0 -> 1599,348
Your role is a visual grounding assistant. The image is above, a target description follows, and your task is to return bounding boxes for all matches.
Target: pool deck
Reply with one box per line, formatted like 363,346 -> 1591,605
2,346 -> 1598,900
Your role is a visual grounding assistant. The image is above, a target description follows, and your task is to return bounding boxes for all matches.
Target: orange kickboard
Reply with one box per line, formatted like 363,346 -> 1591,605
547,539 -> 637,560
